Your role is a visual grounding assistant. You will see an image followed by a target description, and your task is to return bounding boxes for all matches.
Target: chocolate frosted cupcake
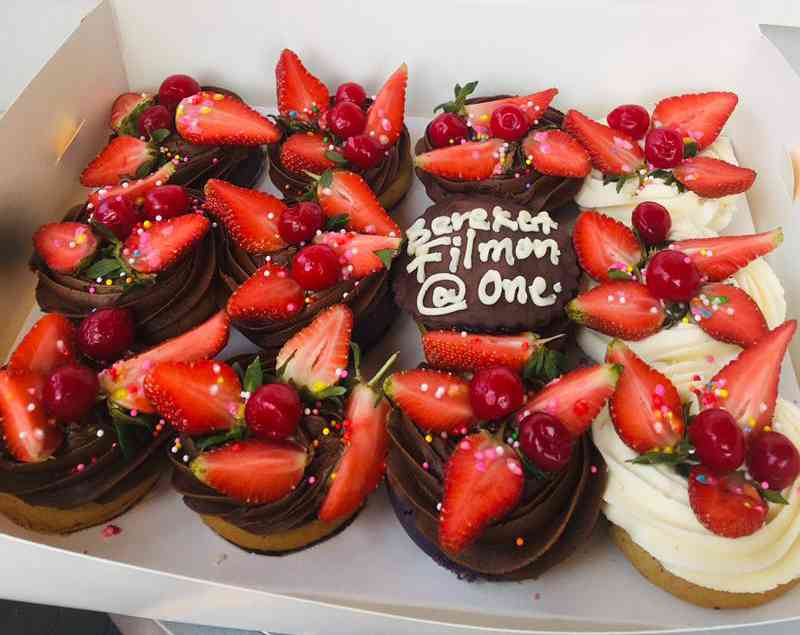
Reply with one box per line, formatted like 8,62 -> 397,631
267,49 -> 412,210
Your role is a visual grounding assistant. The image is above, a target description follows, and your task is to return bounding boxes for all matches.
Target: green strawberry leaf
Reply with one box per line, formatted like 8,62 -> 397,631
243,357 -> 264,394
374,248 -> 396,270
325,214 -> 350,231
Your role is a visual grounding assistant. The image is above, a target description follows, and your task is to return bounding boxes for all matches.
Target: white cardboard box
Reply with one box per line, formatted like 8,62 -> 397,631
4,1 -> 800,632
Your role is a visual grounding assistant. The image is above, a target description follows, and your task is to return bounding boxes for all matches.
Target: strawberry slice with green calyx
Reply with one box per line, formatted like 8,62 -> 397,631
517,364 -> 620,437
33,222 -> 99,275
110,92 -> 154,135
144,360 -> 242,436
439,431 -> 523,554
670,229 -> 783,282
315,170 -> 402,237
277,304 -> 353,397
80,137 -> 156,187
573,211 -> 642,282
365,63 -> 407,147
191,438 -> 308,504
226,262 -> 305,323
414,139 -> 510,181
384,368 -> 476,433
204,179 -> 287,254
314,231 -> 401,280
275,49 -> 330,122
673,156 -> 756,198
463,88 -> 558,138
123,213 -> 210,274
690,283 -> 768,348
0,370 -> 63,463
567,281 -> 665,341
176,91 -> 281,146
522,129 -> 591,178
688,467 -> 766,538
652,92 -> 738,151
100,310 -> 230,413
88,163 -> 176,210
606,340 -> 685,453
279,132 -> 336,175
8,314 -> 78,376
704,320 -> 797,433
564,109 -> 644,176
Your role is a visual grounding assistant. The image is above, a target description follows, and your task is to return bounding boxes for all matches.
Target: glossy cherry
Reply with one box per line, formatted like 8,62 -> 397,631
688,408 -> 745,473
489,104 -> 528,142
644,127 -> 684,169
142,185 -> 190,221
92,195 -> 140,240
327,101 -> 366,139
607,104 -> 650,141
77,308 -> 135,362
427,113 -> 470,148
335,82 -> 368,108
747,431 -> 800,491
245,383 -> 302,440
632,201 -> 672,245
43,363 -> 99,423
137,105 -> 172,136
279,202 -> 325,244
518,412 -> 573,472
468,366 -> 524,421
158,74 -> 201,111
291,244 -> 341,291
645,249 -> 702,302
342,134 -> 384,170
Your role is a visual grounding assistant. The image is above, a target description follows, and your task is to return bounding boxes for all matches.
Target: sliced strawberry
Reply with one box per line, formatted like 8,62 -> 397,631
673,156 -> 756,198
319,383 -> 392,521
276,304 -> 352,395
33,222 -> 99,274
365,63 -> 407,147
110,92 -> 153,135
100,310 -> 230,413
88,163 -> 176,210
688,467 -> 766,538
652,92 -> 738,150
691,283 -> 768,348
316,170 -> 402,237
0,370 -> 63,463
463,88 -> 558,137
518,364 -> 619,437
8,314 -> 78,376
564,109 -> 644,175
123,213 -> 209,274
226,263 -> 305,323
384,369 -> 476,433
671,229 -> 783,282
573,211 -> 642,282
707,320 -> 797,432
275,49 -> 330,122
314,231 -> 401,279
414,139 -> 509,181
567,282 -> 665,341
439,431 -> 523,554
80,137 -> 155,187
279,132 -> 336,174
144,360 -> 241,436
422,330 -> 542,373
175,91 -> 281,145
606,340 -> 684,453
204,179 -> 286,254
191,439 -> 308,504
522,129 -> 591,178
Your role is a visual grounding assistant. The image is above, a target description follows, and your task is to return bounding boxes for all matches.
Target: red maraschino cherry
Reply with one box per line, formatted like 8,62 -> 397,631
158,74 -> 201,111
77,308 -> 135,362
335,82 -> 368,108
468,366 -> 524,421
291,244 -> 341,291
645,249 -> 702,302
428,113 -> 470,148
279,202 -> 325,244
645,128 -> 684,169
490,104 -> 528,142
43,364 -> 99,423
245,383 -> 302,440
747,431 -> 800,491
138,105 -> 172,136
632,201 -> 672,245
607,104 -> 650,141
689,408 -> 745,473
328,101 -> 366,139
142,185 -> 190,221
93,196 -> 140,240
518,412 -> 573,472
342,134 -> 384,170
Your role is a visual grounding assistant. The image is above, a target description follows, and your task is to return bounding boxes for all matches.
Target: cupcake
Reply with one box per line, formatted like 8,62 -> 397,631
413,81 -> 589,206
268,49 -> 412,210
150,305 -> 397,554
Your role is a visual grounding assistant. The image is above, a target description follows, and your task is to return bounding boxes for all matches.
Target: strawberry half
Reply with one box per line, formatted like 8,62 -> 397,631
567,281 -> 665,341
652,92 -> 738,151
384,369 -> 476,433
688,467 -> 766,538
33,222 -> 99,274
518,364 -> 620,437
564,109 -> 644,175
439,431 -> 523,554
314,231 -> 401,279
80,137 -> 155,187
8,314 -> 78,376
463,88 -> 558,137
316,170 -> 401,237
100,310 -> 230,413
144,360 -> 241,436
277,304 -> 352,395
279,132 -> 336,174
671,229 -> 783,282
573,211 -> 642,282
0,370 -> 63,463
673,157 -> 756,198
319,383 -> 392,521
414,139 -> 509,181
191,439 -> 308,504
707,320 -> 797,432
226,262 -> 305,323
365,63 -> 407,147
275,49 -> 330,122
110,92 -> 153,135
204,179 -> 287,254
522,129 -> 591,178
690,283 -> 768,348
422,330 -> 543,373
88,163 -> 176,210
123,213 -> 210,274
175,91 -> 281,146
606,340 -> 684,453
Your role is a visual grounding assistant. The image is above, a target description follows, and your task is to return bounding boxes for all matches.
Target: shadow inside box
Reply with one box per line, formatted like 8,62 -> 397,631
0,599 -> 120,634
